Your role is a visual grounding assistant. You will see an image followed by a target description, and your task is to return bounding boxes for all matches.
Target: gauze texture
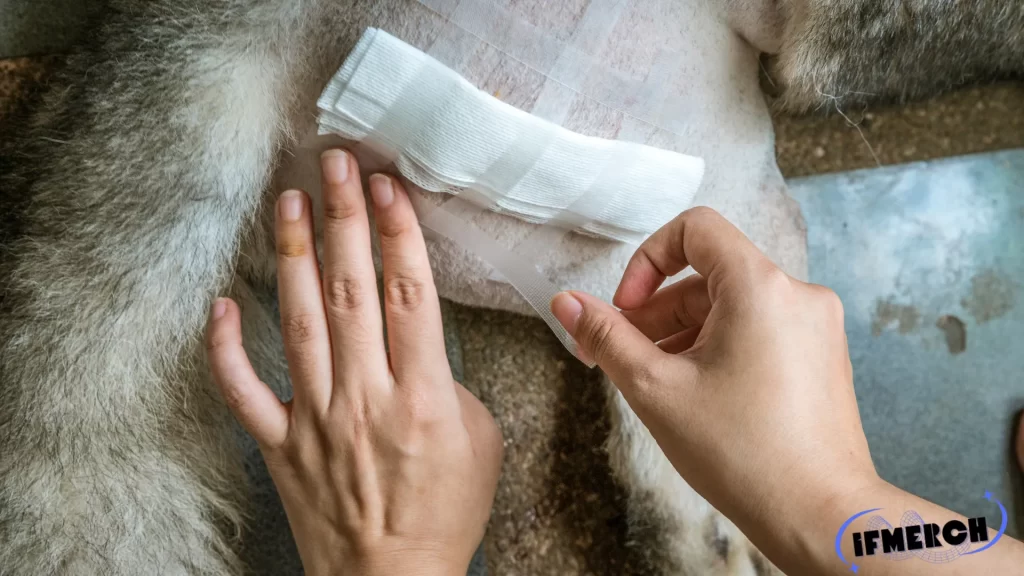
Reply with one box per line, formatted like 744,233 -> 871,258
317,27 -> 704,244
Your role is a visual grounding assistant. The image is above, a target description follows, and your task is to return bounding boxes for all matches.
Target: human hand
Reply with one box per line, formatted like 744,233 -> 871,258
205,150 -> 503,576
550,207 -> 877,572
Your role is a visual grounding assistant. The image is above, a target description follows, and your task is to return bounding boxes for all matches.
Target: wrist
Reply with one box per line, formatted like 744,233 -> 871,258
751,473 -> 889,576
302,543 -> 469,576
354,549 -> 468,576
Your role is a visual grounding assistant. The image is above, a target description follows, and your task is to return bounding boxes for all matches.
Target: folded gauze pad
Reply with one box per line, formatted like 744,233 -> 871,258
318,28 -> 704,244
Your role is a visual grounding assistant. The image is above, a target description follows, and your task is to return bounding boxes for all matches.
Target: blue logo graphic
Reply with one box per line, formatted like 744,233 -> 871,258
834,491 -> 1007,573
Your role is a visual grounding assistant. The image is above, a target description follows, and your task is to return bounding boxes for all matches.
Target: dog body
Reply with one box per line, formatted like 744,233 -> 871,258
1,1 -> 1019,574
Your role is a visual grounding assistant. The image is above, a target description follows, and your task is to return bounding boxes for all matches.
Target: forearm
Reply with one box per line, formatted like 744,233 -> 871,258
760,479 -> 1024,576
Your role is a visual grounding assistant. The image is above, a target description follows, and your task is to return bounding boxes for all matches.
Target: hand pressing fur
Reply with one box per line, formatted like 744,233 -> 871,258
205,150 -> 503,576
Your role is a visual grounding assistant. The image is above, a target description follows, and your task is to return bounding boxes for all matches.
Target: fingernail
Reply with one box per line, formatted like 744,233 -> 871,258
551,292 -> 583,333
211,298 -> 227,320
279,190 -> 303,222
369,174 -> 394,208
320,149 -> 349,182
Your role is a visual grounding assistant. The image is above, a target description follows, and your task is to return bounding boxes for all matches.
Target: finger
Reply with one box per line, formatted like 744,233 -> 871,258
206,298 -> 289,447
319,150 -> 388,389
612,206 -> 772,310
551,291 -> 691,397
276,189 -> 333,410
370,175 -> 450,387
657,325 -> 703,354
622,274 -> 711,342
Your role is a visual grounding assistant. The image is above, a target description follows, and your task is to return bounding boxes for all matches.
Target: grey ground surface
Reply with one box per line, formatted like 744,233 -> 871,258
791,150 -> 1024,538
1,4 -> 1022,573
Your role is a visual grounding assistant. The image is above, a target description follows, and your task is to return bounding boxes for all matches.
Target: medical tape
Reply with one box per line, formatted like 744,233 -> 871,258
525,0 -> 626,125
510,45 -> 684,259
407,190 -> 595,367
416,0 -> 629,238
339,52 -> 651,284
333,36 -> 565,222
417,0 -> 684,127
315,6 -> 705,362
323,28 -> 594,362
318,29 -> 702,241
509,144 -> 642,263
344,29 -> 592,284
412,0 -> 691,261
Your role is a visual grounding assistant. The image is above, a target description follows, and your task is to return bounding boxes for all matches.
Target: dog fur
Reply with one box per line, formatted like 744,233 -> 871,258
767,0 -> 1024,112
1,1 -> 1016,574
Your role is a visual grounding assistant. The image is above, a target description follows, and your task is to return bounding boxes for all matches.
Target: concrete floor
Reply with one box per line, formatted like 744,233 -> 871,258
791,150 -> 1024,539
2,8 -> 1023,574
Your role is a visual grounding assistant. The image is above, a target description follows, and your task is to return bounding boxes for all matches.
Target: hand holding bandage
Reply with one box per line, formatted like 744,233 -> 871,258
550,207 -> 1024,575
316,27 -> 704,363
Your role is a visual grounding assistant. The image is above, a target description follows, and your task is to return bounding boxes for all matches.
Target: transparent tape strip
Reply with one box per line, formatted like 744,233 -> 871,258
350,79 -> 605,365
409,192 -> 595,367
413,0 -> 689,264
340,70 -> 602,363
416,0 -> 683,128
312,0 -> 705,364
318,28 -> 703,242
351,133 -> 591,365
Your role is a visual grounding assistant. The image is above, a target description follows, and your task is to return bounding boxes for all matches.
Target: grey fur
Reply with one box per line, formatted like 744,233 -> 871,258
767,0 -> 1024,112
0,0 -> 1004,574
0,1 -> 366,573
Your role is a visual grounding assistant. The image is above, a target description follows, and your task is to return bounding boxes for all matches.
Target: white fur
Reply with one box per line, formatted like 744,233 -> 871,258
0,1 -> 801,574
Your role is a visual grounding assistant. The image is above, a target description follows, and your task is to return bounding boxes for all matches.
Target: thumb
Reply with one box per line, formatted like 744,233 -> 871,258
206,298 -> 290,448
551,291 -> 667,390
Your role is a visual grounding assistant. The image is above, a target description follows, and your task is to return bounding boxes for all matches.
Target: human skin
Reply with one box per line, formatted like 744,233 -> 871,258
205,149 -> 1022,576
205,150 -> 502,576
550,207 -> 1024,576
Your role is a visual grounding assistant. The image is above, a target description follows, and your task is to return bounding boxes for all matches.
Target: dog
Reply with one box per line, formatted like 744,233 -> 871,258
1,1 -> 1019,574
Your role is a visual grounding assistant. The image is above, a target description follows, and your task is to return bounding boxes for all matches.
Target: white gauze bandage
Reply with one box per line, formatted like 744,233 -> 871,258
318,28 -> 704,244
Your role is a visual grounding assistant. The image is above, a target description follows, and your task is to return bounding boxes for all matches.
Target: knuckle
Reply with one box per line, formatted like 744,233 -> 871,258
323,198 -> 362,222
350,405 -> 372,439
276,241 -> 307,258
385,275 -> 426,312
577,312 -> 617,364
672,298 -> 697,328
404,391 -> 442,426
685,205 -> 719,222
282,313 -> 318,345
624,358 -> 661,398
814,285 -> 845,319
683,206 -> 724,235
377,214 -> 415,240
760,267 -> 794,296
324,275 -> 365,312
336,400 -> 374,443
